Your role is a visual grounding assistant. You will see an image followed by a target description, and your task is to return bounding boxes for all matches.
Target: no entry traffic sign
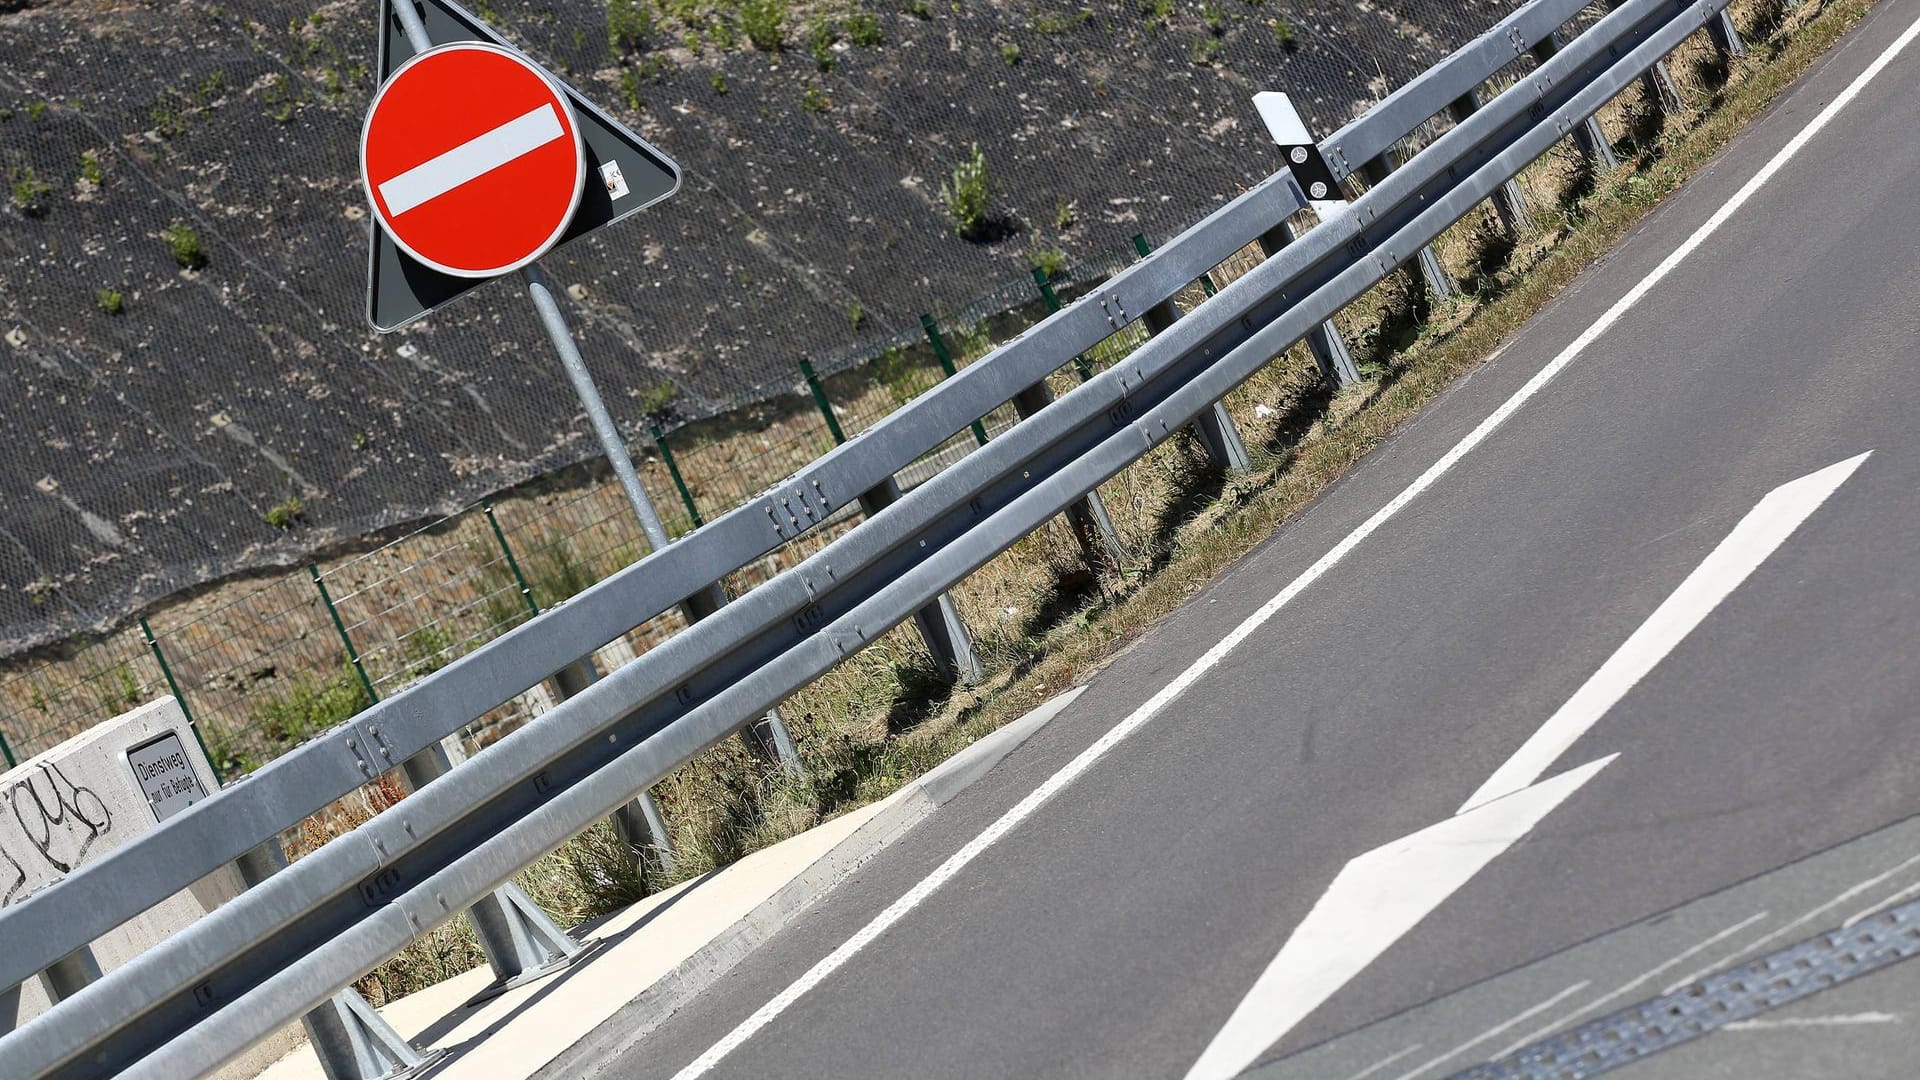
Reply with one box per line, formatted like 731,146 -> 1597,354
363,0 -> 680,332
362,42 -> 585,277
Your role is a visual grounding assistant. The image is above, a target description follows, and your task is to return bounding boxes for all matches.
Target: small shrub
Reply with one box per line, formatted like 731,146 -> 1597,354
800,82 -> 829,114
847,12 -> 883,46
710,71 -> 729,94
807,15 -> 837,70
1054,197 -> 1077,230
846,299 -> 865,330
874,346 -> 923,406
254,668 -> 369,747
1271,18 -> 1296,50
79,151 -> 103,186
164,222 -> 206,269
906,0 -> 932,18
740,0 -> 785,50
10,166 -> 49,217
1190,35 -> 1222,65
1029,246 -> 1067,279
640,380 -> 678,418
262,495 -> 302,529
939,143 -> 991,239
1000,42 -> 1021,65
606,0 -> 654,52
95,288 -> 124,315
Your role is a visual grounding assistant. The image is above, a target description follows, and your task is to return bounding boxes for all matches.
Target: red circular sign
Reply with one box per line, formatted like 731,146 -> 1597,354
361,43 -> 585,278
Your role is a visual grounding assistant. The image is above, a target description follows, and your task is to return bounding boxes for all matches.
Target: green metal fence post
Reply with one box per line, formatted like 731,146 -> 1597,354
483,501 -> 541,619
1130,233 -> 1251,474
0,725 -> 14,768
800,359 -> 848,446
651,426 -> 704,530
1030,268 -> 1094,382
139,617 -> 195,726
309,565 -> 379,706
919,314 -> 991,446
140,616 -> 222,785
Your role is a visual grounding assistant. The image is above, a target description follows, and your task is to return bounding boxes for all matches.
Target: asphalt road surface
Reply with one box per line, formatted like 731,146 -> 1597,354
606,6 -> 1920,1078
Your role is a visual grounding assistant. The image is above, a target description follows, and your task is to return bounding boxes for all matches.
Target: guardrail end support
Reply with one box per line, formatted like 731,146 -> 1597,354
464,881 -> 587,1003
306,989 -> 446,1080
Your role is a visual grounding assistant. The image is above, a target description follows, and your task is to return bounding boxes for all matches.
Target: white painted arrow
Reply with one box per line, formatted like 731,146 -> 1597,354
1460,451 -> 1871,812
1182,756 -> 1615,1080
1185,452 -> 1870,1080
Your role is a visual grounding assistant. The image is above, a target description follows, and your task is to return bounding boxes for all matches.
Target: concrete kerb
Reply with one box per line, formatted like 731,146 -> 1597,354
252,685 -> 1087,1080
536,684 -> 1088,1080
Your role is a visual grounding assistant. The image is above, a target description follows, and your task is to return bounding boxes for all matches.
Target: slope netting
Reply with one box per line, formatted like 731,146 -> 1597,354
0,0 -> 1525,656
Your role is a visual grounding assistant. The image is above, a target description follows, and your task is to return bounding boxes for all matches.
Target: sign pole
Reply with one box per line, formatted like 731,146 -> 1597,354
522,265 -> 801,773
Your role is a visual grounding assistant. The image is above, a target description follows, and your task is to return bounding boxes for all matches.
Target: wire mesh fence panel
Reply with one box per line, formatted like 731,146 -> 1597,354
315,504 -> 532,703
0,627 -> 169,761
144,574 -> 356,776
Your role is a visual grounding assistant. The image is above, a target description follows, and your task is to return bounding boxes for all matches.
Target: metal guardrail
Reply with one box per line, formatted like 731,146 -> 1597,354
0,0 -> 1739,1074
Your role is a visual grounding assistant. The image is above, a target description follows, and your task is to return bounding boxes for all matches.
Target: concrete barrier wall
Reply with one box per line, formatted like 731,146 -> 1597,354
1,698 -> 301,1074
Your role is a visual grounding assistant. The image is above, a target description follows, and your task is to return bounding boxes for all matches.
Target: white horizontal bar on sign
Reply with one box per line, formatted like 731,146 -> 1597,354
378,104 -> 566,216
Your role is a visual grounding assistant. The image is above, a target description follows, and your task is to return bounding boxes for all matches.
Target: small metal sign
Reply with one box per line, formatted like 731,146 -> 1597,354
126,731 -> 209,823
365,0 -> 681,332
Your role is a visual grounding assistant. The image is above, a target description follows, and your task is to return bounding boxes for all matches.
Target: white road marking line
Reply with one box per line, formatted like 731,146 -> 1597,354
1183,759 -> 1615,1080
668,13 -> 1920,1077
1489,911 -> 1770,1060
1460,451 -> 1871,813
1844,878 -> 1920,930
1387,983 -> 1591,1080
1724,1012 -> 1899,1031
1665,852 -> 1920,993
1341,1045 -> 1424,1080
377,104 -> 565,215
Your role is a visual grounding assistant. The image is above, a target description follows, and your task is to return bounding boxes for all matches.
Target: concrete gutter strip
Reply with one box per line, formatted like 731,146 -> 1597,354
538,684 -> 1087,1080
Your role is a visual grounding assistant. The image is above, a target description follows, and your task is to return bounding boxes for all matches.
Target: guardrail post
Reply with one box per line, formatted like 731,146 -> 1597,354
919,315 -> 992,447
399,742 -> 588,1000
1707,10 -> 1746,60
234,841 -> 444,1080
1358,155 -> 1454,301
1129,234 -> 1251,472
1253,224 -> 1362,386
39,948 -> 102,1003
1446,91 -> 1534,234
802,360 -> 983,684
484,501 -> 676,871
311,563 -> 588,995
1530,31 -> 1620,172
956,290 -> 1121,568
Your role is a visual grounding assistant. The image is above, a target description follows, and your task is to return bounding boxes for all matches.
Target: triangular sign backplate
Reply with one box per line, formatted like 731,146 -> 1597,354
366,0 -> 681,332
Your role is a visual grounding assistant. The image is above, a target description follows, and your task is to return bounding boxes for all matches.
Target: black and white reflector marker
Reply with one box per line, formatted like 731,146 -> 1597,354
1253,91 -> 1345,213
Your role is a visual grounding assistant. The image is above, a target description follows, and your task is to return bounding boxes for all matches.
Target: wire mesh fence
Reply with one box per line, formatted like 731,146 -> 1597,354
0,0 -> 1538,657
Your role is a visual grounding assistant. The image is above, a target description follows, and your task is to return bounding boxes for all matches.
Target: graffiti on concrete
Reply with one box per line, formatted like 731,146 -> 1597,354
2,762 -> 114,906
